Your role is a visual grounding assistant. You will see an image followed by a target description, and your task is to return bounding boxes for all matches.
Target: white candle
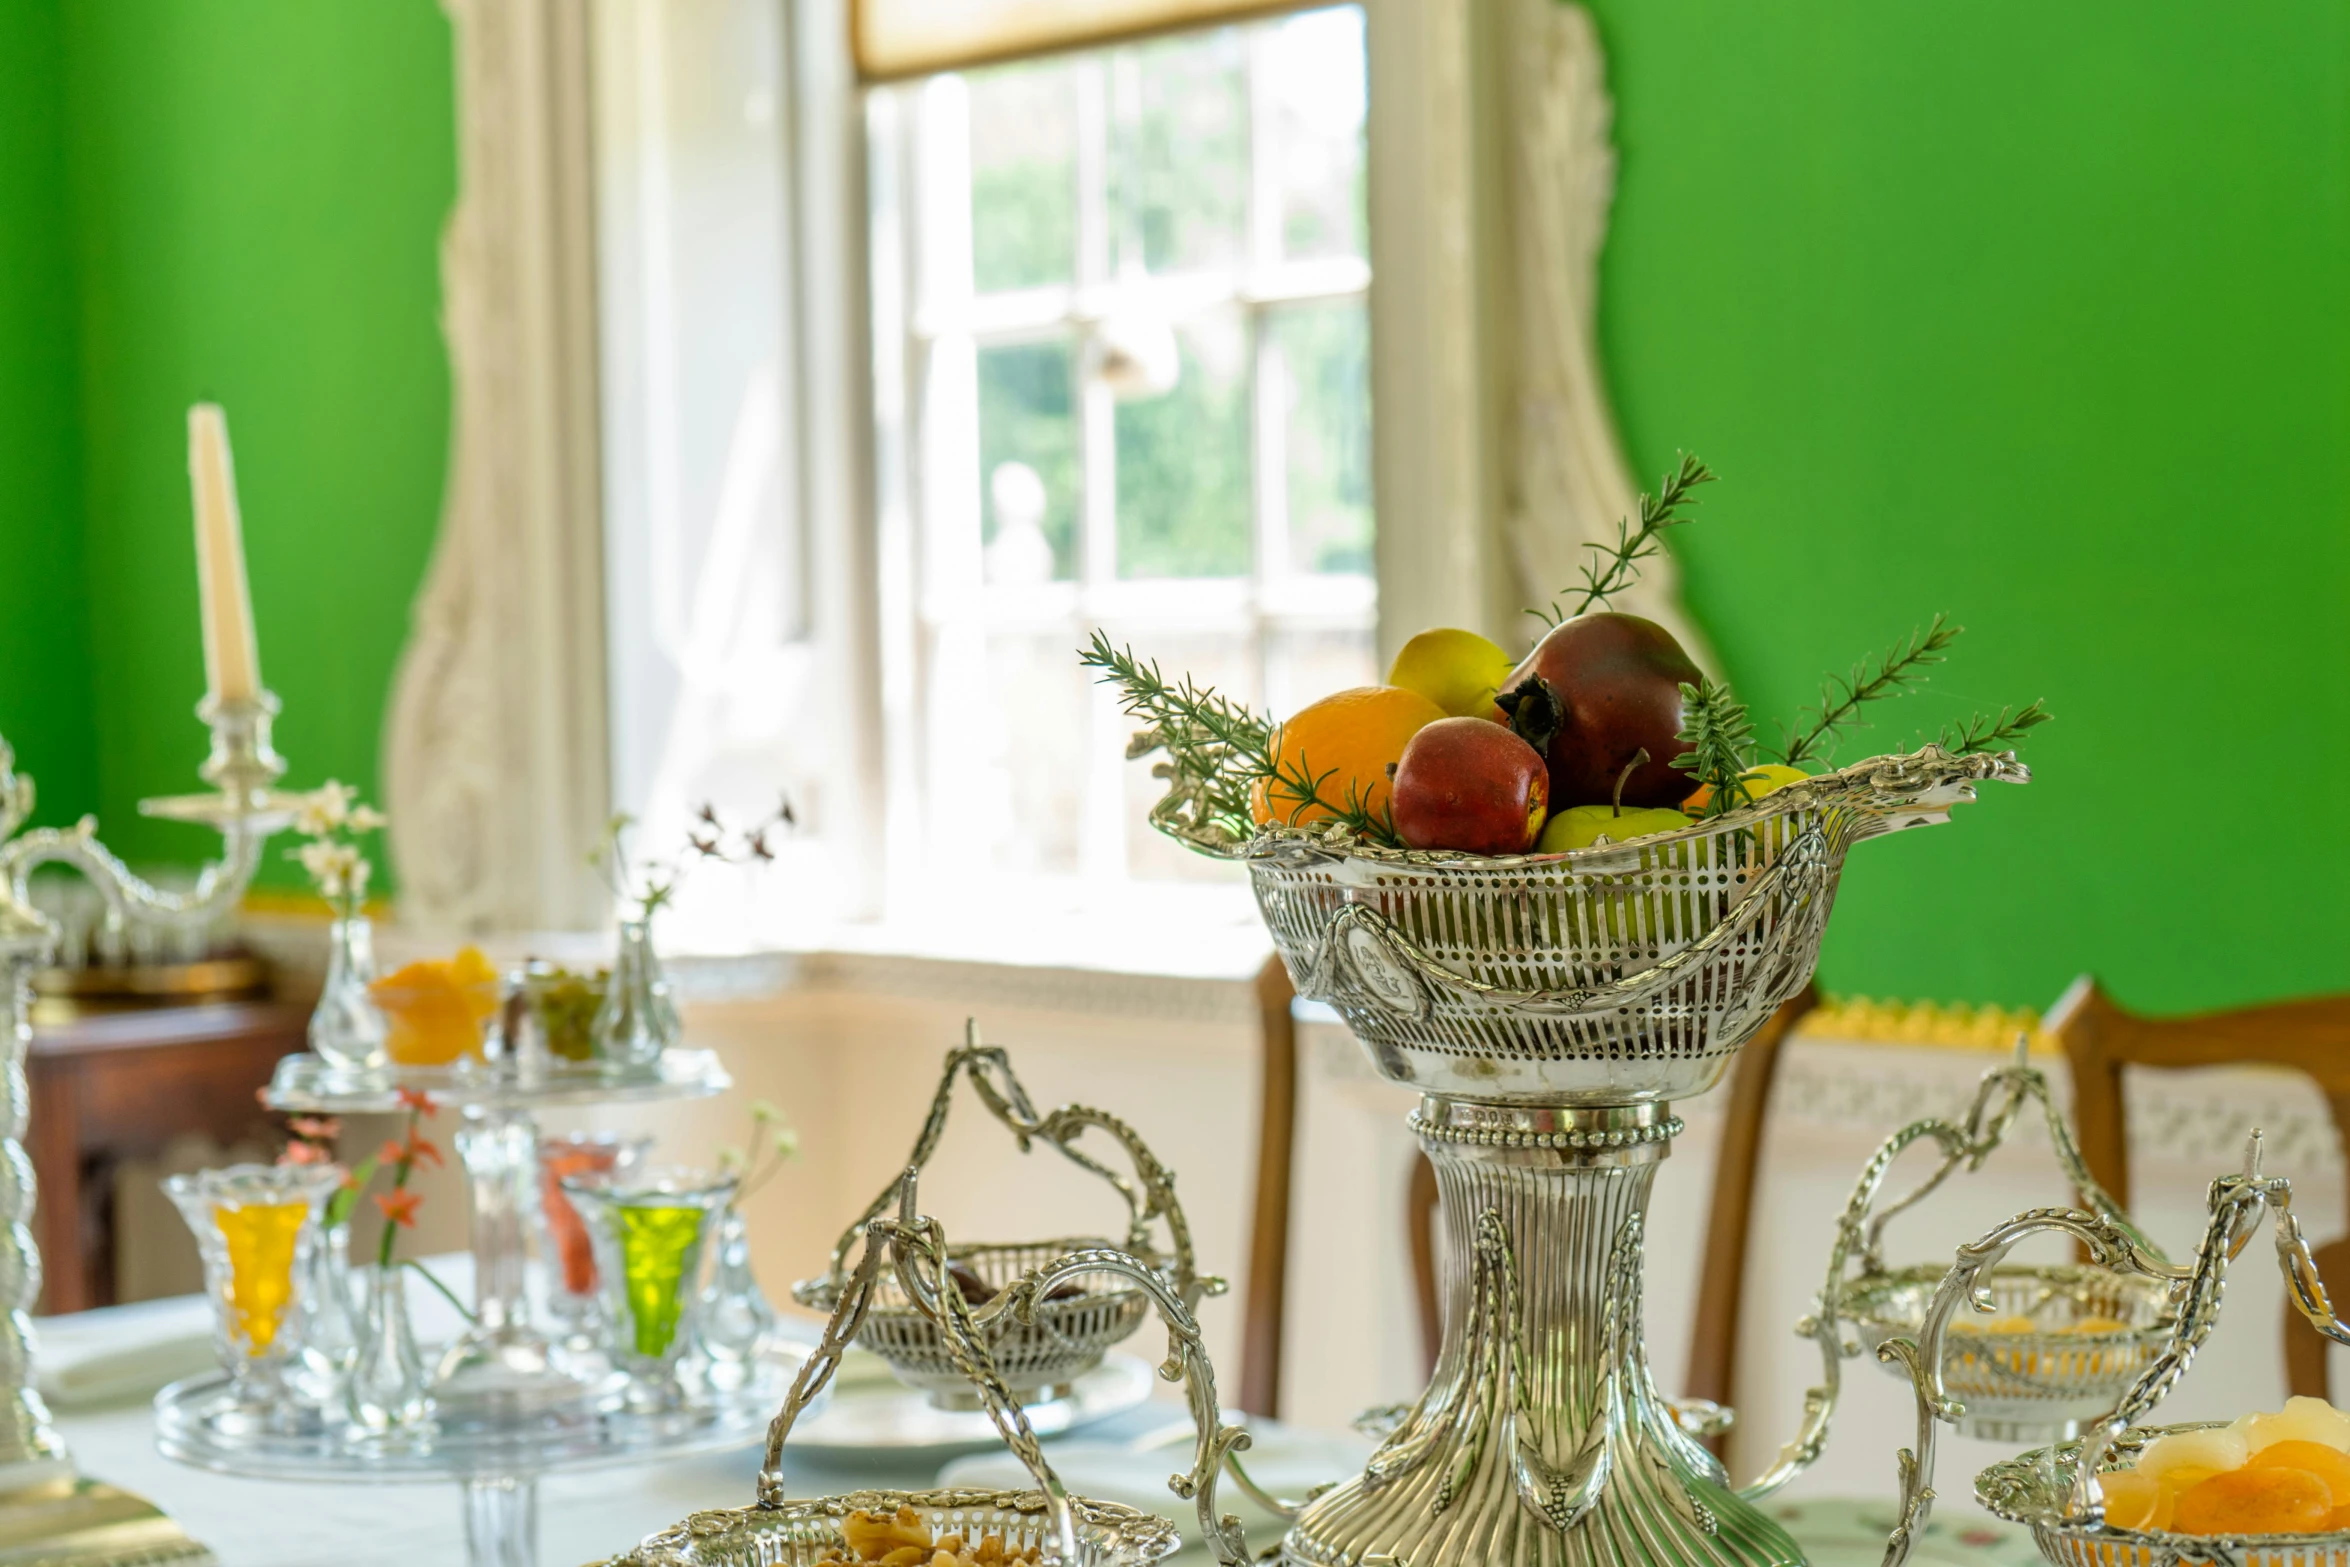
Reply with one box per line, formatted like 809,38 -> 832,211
187,404 -> 261,704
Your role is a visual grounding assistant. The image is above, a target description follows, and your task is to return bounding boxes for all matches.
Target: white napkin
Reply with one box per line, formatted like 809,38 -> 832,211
937,1420 -> 1374,1546
35,1294 -> 217,1410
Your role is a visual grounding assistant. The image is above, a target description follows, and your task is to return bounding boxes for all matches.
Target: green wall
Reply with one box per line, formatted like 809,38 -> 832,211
0,0 -> 453,885
1585,0 -> 2350,1013
62,0 -> 456,885
0,0 -> 97,826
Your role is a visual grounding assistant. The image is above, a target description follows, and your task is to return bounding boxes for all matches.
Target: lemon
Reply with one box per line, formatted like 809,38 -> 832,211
1387,629 -> 1517,719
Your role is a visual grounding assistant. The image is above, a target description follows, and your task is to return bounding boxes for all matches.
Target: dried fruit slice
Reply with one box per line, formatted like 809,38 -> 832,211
2096,1468 -> 2171,1532
2136,1427 -> 2252,1484
2172,1467 -> 2331,1536
2249,1441 -> 2350,1506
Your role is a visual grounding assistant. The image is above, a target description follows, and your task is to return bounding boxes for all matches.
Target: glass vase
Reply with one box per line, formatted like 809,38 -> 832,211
561,1165 -> 736,1411
692,1204 -> 775,1390
165,1162 -> 341,1434
348,1263 -> 433,1435
536,1130 -> 651,1345
590,918 -> 680,1067
309,915 -> 388,1072
293,1216 -> 361,1405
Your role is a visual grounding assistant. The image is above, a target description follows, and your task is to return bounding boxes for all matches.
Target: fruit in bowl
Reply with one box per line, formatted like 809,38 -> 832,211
369,946 -> 502,1066
2100,1398 -> 2350,1535
1249,685 -> 1443,830
1389,718 -> 1550,855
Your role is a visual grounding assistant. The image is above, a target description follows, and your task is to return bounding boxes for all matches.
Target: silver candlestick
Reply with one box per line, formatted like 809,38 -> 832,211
0,693 -> 294,1566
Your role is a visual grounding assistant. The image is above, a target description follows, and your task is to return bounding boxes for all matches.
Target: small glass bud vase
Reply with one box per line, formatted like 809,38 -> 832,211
692,1204 -> 775,1389
561,1165 -> 736,1411
591,918 -> 681,1066
309,915 -> 387,1072
293,1216 -> 362,1404
347,1263 -> 433,1435
165,1163 -> 341,1434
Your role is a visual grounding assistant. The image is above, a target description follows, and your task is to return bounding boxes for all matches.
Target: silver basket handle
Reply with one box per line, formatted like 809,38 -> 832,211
817,1027 -> 1211,1307
1297,822 -> 1832,1020
762,1173 -> 1087,1564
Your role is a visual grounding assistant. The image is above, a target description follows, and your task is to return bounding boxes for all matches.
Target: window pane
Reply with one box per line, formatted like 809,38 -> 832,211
961,630 -> 1092,876
1273,298 -> 1372,575
1115,312 -> 1250,578
1267,8 -> 1367,261
1109,31 -> 1247,275
977,340 -> 1079,581
968,62 -> 1076,292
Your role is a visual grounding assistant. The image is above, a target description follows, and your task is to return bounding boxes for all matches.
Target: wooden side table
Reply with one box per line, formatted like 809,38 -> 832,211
26,1003 -> 306,1313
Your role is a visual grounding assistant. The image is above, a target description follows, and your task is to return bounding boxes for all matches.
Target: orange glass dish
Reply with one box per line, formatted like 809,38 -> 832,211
369,945 -> 501,1065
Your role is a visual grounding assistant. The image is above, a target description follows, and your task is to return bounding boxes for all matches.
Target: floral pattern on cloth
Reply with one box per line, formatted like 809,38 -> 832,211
1768,1497 -> 2042,1567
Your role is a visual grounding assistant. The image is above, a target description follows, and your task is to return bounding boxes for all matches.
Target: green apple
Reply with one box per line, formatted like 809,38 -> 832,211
1537,803 -> 1694,853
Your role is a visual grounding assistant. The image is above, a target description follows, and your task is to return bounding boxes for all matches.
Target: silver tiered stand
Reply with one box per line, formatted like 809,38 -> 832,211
1144,740 -> 2029,1567
151,1045 -> 790,1567
0,695 -> 296,1566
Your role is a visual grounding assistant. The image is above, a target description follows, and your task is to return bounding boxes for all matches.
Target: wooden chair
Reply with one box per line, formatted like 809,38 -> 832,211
1241,954 -> 1299,1417
2050,974 -> 2350,1401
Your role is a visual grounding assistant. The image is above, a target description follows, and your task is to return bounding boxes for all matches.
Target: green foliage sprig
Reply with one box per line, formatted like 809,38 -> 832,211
1078,632 -> 1400,847
1673,679 -> 1760,819
1531,454 -> 1717,632
1777,615 -> 1960,767
1938,701 -> 2053,755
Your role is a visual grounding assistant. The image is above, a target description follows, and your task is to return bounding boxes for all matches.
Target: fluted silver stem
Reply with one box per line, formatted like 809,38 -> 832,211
1284,1100 -> 1804,1567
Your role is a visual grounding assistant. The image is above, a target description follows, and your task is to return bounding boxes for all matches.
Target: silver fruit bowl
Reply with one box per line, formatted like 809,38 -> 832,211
1846,1262 -> 2175,1442
1979,1423 -> 2350,1567
790,1037 -> 1213,1408
1242,745 -> 2025,1104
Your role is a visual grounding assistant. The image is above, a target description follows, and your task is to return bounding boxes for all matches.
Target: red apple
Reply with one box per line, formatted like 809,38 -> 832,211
1496,612 -> 1702,809
1389,718 -> 1550,854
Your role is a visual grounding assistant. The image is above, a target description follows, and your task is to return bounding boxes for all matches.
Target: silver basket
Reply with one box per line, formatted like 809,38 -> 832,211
1980,1424 -> 2350,1567
1882,1135 -> 2350,1567
611,1182 -> 1258,1567
1242,745 -> 2026,1103
1846,1263 -> 2172,1443
791,1034 -> 1213,1406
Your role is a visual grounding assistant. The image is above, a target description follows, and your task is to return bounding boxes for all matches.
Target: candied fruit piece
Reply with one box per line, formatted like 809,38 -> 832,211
2173,1468 -> 2331,1536
2097,1469 -> 2171,1532
2068,1315 -> 2132,1335
2250,1441 -> 2350,1506
2239,1398 -> 2350,1455
2138,1428 -> 2251,1482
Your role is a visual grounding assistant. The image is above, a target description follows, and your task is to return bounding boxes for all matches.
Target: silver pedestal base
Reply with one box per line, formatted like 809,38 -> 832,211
1281,1100 -> 1804,1567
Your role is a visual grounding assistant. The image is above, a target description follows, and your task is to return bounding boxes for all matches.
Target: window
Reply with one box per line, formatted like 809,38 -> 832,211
869,6 -> 1375,900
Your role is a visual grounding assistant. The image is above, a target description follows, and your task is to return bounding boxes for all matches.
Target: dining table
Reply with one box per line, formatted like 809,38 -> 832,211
32,1277 -> 2048,1567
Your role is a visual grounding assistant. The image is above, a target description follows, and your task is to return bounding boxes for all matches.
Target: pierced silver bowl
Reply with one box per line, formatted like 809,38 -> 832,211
615,1487 -> 1181,1567
1979,1422 -> 2350,1567
1244,746 -> 2024,1104
792,1239 -> 1150,1407
1847,1262 -> 2176,1442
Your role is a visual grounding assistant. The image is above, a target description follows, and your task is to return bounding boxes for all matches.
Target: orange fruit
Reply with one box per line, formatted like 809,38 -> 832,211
2172,1467 -> 2331,1536
2250,1442 -> 2350,1507
2097,1469 -> 2171,1532
1252,686 -> 1445,829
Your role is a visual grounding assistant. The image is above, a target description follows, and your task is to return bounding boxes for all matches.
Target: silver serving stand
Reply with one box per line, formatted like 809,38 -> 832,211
1888,1130 -> 2350,1567
605,1174 -> 1264,1567
794,1034 -> 1215,1415
1138,737 -> 2029,1567
153,1047 -> 794,1567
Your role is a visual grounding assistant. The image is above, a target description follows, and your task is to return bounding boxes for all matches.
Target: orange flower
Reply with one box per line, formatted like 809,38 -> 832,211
407,1135 -> 444,1168
278,1141 -> 330,1167
396,1086 -> 438,1115
379,1140 -> 410,1167
375,1189 -> 422,1229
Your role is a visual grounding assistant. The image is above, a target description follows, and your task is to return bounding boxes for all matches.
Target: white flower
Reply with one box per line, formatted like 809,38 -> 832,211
298,840 -> 365,901
347,804 -> 386,832
771,1128 -> 800,1160
294,781 -> 357,838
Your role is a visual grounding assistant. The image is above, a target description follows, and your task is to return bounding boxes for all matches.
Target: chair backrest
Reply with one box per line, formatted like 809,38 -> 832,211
2050,974 -> 2350,1401
1680,986 -> 1820,1447
1241,954 -> 1298,1418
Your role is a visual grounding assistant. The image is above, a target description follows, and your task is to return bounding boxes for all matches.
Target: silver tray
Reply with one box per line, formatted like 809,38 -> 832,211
785,1351 -> 1155,1455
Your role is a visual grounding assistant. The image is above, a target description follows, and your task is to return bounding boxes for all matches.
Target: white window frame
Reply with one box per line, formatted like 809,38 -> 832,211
866,14 -> 1377,905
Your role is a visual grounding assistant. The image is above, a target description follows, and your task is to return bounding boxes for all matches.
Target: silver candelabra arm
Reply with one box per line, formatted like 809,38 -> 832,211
0,702 -> 290,1500
1741,1040 -> 2178,1503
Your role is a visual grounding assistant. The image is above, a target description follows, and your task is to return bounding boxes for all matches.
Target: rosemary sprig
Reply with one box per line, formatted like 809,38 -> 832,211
1531,453 -> 1717,631
1938,700 -> 2052,755
1778,615 -> 1962,768
1078,632 -> 1400,846
1673,678 -> 1758,819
